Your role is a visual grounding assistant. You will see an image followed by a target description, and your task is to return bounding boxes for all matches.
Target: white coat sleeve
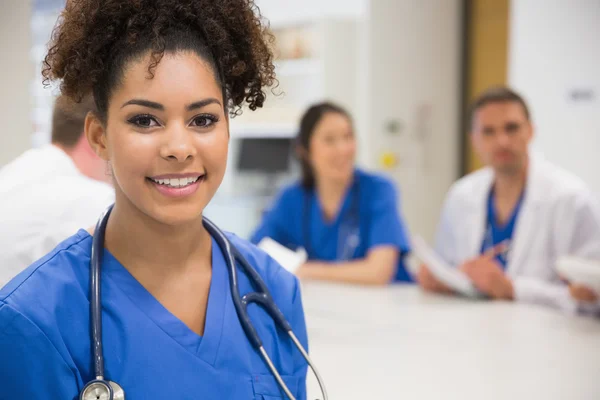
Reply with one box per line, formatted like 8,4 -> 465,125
433,188 -> 460,267
513,190 -> 600,315
33,185 -> 115,261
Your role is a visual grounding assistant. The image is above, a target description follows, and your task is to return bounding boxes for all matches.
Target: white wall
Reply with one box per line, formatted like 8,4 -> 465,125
255,0 -> 367,26
509,0 -> 600,196
364,0 -> 463,241
0,0 -> 33,166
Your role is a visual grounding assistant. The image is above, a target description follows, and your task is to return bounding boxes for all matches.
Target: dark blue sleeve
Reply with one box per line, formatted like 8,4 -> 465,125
250,188 -> 297,249
0,302 -> 79,399
365,180 -> 413,282
366,179 -> 411,253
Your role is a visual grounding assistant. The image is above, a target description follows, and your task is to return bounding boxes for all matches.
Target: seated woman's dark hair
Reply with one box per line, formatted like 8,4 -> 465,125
296,102 -> 352,188
42,0 -> 276,122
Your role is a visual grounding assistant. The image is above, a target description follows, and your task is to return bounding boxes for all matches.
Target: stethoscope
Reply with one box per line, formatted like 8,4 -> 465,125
80,205 -> 328,400
482,224 -> 511,264
303,181 -> 361,262
481,188 -> 526,266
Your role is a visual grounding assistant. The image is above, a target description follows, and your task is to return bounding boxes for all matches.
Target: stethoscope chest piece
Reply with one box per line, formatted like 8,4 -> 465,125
80,380 -> 125,400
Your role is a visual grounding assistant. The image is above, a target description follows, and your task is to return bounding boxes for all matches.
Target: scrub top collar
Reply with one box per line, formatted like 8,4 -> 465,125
91,231 -> 228,366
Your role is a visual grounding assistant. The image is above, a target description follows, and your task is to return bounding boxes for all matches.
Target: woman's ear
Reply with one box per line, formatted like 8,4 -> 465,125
85,112 -> 109,161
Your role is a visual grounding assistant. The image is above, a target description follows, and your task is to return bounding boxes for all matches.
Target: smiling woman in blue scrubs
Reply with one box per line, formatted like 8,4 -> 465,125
0,1 -> 308,399
251,103 -> 412,285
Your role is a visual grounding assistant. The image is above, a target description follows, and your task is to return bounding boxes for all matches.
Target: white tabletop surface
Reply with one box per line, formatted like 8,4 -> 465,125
301,282 -> 600,400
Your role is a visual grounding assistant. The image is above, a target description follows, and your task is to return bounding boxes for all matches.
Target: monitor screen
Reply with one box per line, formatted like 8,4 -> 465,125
236,138 -> 293,174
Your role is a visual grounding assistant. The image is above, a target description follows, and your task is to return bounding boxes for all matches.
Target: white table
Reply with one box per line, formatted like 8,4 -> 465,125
301,282 -> 600,400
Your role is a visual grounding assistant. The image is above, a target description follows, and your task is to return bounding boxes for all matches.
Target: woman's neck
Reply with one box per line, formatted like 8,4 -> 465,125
104,194 -> 212,280
315,174 -> 353,220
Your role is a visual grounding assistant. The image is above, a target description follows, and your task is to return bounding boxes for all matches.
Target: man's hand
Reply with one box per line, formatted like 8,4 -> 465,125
569,284 -> 598,303
416,263 -> 453,294
460,244 -> 514,300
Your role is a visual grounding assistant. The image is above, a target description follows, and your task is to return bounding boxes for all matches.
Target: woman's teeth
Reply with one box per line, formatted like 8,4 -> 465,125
150,176 -> 201,188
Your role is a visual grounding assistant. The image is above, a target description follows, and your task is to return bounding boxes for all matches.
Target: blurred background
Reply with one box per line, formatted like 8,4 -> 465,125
1,0 -> 598,242
1,1 -> 599,398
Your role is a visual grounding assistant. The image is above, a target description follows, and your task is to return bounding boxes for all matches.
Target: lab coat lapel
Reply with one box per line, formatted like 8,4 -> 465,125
465,171 -> 493,260
507,157 -> 544,276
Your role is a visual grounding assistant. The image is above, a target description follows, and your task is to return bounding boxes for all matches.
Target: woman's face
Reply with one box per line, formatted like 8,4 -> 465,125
89,51 -> 229,226
308,112 -> 356,185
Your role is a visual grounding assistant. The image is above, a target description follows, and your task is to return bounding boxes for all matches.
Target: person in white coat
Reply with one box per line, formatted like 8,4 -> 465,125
0,95 -> 114,287
416,86 -> 600,313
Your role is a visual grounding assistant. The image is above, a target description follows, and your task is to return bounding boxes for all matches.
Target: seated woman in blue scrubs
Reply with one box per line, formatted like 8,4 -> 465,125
0,1 -> 308,398
251,102 -> 413,285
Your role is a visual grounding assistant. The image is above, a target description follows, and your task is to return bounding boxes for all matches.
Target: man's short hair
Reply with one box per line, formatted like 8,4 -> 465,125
469,86 -> 531,128
51,94 -> 96,148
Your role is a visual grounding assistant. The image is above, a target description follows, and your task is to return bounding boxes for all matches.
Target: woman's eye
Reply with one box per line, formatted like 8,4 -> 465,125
191,115 -> 218,128
128,115 -> 160,128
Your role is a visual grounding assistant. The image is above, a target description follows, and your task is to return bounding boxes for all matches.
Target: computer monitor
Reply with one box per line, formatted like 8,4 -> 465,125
236,138 -> 294,174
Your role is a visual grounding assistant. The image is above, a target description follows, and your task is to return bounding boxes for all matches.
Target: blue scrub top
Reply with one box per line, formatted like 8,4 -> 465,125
480,189 -> 524,269
250,169 -> 413,282
0,230 -> 308,399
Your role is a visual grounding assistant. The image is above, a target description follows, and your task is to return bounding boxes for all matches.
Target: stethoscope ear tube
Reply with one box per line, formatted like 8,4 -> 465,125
233,245 -> 293,332
203,217 -> 265,350
90,205 -> 114,380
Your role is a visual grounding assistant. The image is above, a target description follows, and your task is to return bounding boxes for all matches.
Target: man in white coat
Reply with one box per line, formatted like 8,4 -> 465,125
416,87 -> 600,313
0,95 -> 114,287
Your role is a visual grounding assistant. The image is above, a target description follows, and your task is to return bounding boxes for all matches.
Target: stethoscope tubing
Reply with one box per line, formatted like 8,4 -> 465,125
85,205 -> 328,400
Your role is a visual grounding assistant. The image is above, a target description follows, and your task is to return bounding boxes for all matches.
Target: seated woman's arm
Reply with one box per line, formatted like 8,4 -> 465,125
298,246 -> 399,285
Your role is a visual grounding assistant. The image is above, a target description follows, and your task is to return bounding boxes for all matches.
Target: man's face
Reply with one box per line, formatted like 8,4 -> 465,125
471,101 -> 533,175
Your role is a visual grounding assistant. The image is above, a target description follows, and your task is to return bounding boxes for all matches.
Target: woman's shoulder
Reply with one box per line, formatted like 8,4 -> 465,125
0,230 -> 91,318
355,168 -> 398,195
274,180 -> 307,204
262,180 -> 308,219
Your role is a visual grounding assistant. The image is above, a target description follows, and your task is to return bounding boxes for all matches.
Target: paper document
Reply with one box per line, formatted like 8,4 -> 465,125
411,236 -> 483,298
556,256 -> 600,293
257,237 -> 307,274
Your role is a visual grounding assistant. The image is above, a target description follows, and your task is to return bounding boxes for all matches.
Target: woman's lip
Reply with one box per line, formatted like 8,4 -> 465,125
148,177 -> 203,198
149,172 -> 205,180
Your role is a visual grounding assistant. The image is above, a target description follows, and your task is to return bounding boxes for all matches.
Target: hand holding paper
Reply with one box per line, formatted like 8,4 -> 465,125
410,236 -> 483,298
460,251 -> 514,300
556,256 -> 600,293
414,262 -> 454,294
556,256 -> 600,304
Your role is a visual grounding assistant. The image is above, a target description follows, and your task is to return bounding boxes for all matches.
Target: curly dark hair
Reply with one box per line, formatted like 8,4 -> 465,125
42,0 -> 276,120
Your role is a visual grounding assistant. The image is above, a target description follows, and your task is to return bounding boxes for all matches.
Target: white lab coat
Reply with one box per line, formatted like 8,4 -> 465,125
434,155 -> 600,313
0,145 -> 114,286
